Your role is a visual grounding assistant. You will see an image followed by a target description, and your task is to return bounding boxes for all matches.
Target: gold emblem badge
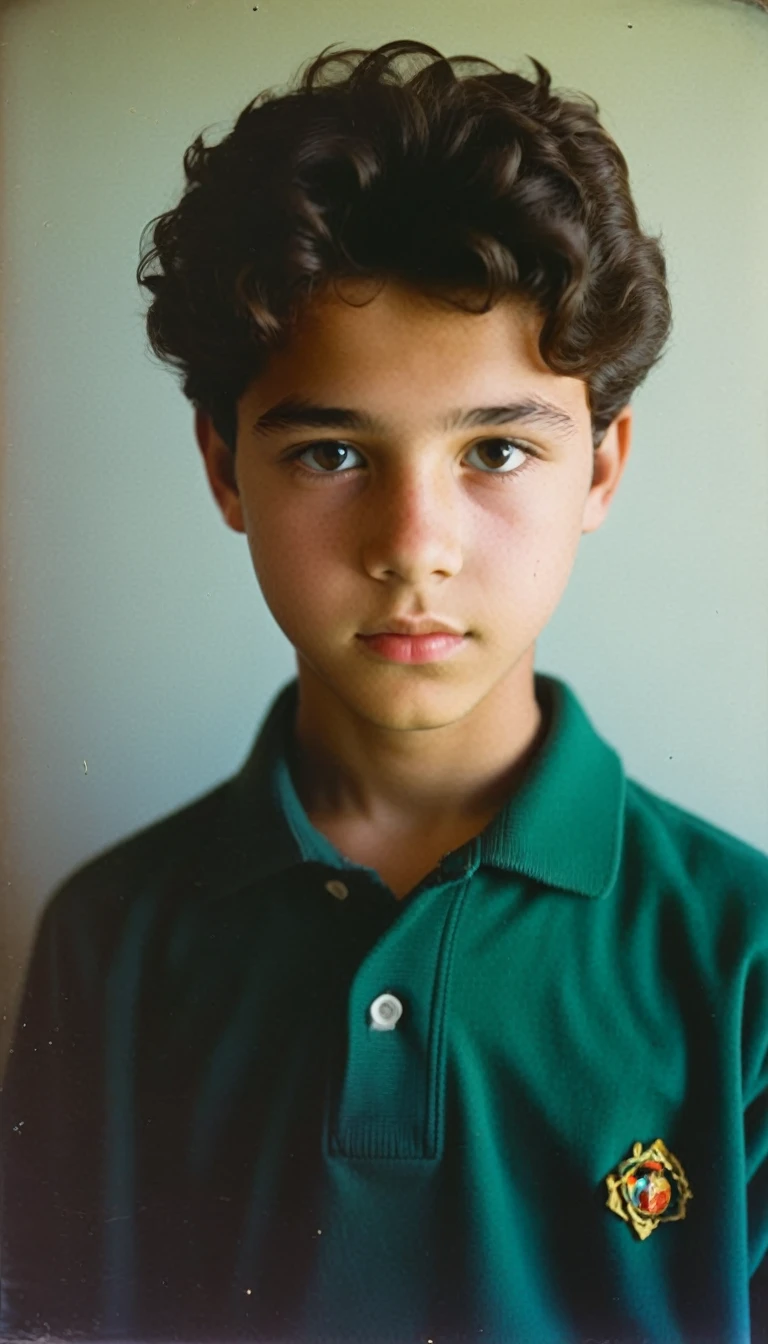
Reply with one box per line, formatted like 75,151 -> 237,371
605,1138 -> 692,1240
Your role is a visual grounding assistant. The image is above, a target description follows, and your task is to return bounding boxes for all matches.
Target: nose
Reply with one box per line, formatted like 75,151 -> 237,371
359,461 -> 464,584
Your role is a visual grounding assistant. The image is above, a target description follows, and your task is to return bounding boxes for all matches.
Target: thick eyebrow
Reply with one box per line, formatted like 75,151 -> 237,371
251,394 -> 579,440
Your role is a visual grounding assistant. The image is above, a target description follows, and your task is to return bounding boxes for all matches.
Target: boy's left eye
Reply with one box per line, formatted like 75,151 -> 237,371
468,439 -> 529,473
285,438 -> 533,478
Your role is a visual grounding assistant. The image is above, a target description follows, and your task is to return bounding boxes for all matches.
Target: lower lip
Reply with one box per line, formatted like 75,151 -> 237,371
357,633 -> 467,663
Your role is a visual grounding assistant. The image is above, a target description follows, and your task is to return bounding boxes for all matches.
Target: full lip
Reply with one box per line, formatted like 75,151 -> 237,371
358,620 -> 466,637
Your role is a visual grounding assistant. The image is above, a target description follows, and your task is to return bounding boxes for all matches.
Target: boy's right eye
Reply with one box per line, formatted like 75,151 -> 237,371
287,441 -> 360,473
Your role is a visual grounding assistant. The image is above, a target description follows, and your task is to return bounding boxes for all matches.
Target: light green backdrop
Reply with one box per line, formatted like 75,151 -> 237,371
1,0 -> 767,1066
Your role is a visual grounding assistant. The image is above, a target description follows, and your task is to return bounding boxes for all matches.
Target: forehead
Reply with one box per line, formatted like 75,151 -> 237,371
244,278 -> 590,430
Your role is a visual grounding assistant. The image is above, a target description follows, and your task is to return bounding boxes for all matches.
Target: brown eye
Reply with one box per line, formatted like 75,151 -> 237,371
467,439 -> 528,474
294,442 -> 361,472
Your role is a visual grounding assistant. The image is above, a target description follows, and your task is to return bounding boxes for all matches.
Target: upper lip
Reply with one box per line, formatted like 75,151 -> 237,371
359,617 -> 465,636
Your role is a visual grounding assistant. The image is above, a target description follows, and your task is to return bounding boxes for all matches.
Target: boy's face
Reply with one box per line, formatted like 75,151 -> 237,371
197,279 -> 631,731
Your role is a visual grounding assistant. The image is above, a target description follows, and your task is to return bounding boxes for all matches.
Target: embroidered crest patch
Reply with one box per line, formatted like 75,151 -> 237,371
605,1138 -> 692,1240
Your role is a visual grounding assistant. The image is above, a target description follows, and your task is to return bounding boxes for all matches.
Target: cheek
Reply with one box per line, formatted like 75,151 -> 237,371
469,493 -> 585,644
481,492 -> 583,587
243,505 -> 345,618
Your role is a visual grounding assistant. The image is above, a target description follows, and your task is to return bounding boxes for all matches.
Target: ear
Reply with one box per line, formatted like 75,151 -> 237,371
581,404 -> 633,535
194,408 -> 246,534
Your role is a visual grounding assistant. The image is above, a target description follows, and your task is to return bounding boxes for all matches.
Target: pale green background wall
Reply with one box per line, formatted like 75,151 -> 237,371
1,0 -> 767,1066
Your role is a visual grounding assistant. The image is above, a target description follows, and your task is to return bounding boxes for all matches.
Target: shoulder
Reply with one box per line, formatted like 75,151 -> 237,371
8,776 -> 243,1027
622,775 -> 768,928
624,776 -> 768,883
38,776 -> 236,944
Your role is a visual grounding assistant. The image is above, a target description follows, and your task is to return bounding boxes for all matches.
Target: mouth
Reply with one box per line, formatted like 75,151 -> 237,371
356,630 -> 468,664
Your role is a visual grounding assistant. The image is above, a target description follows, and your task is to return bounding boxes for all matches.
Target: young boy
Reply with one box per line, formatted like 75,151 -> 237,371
2,36 -> 767,1344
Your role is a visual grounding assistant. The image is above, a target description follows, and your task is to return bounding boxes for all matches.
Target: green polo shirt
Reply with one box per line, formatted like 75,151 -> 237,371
3,672 -> 768,1343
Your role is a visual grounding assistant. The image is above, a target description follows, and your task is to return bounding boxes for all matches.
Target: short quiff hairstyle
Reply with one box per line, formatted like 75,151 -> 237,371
137,38 -> 672,451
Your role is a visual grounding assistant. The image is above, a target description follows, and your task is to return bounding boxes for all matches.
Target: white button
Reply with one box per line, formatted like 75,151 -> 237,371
369,993 -> 403,1031
324,880 -> 349,901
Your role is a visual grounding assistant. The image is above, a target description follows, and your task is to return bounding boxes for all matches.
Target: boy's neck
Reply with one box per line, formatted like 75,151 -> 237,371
288,654 -> 546,843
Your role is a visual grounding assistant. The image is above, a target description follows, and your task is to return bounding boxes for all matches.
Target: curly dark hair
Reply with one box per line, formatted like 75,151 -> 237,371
136,38 -> 672,451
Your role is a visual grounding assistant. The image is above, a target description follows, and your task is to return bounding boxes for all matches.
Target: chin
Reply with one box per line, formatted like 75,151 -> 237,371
326,661 -> 497,729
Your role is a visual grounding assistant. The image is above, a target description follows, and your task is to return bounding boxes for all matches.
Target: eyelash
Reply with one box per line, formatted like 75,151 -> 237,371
282,438 -> 538,483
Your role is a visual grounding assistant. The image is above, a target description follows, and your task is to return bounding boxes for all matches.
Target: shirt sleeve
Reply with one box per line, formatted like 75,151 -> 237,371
0,887 -> 106,1337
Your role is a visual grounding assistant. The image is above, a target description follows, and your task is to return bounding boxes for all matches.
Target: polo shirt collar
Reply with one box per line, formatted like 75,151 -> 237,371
216,673 -> 625,901
480,674 -> 626,898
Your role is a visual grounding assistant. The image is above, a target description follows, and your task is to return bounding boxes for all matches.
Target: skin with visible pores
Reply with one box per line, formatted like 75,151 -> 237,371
195,278 -> 632,850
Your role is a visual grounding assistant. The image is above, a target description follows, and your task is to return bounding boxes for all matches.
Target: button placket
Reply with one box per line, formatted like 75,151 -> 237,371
325,879 -> 471,1162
